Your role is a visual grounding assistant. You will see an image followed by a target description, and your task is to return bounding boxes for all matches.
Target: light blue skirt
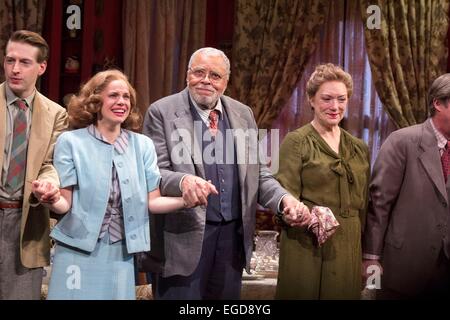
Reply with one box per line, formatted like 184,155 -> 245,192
47,234 -> 135,300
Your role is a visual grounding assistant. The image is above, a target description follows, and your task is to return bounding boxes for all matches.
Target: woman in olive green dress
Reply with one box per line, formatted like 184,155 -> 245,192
275,63 -> 370,299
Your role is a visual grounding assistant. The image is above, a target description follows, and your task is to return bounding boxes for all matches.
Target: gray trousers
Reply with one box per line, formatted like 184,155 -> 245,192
0,207 -> 42,299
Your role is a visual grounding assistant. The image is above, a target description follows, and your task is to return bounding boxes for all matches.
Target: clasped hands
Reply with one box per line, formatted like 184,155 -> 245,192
181,175 -> 218,208
31,180 -> 61,204
280,195 -> 312,228
181,176 -> 312,229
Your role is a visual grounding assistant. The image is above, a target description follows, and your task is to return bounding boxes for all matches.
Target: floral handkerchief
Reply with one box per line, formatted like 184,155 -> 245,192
308,206 -> 340,247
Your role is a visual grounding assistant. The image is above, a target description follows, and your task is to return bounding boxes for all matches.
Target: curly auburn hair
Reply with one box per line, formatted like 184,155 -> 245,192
68,69 -> 142,132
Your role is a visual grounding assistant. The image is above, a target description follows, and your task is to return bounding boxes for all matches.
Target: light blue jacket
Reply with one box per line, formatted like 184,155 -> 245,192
50,128 -> 160,253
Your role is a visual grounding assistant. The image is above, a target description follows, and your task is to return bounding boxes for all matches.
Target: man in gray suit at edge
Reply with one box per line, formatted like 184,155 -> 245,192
362,73 -> 450,299
141,47 -> 312,300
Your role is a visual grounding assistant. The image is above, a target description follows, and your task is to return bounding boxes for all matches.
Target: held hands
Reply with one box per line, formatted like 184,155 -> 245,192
181,175 -> 218,208
31,180 -> 61,204
281,195 -> 312,228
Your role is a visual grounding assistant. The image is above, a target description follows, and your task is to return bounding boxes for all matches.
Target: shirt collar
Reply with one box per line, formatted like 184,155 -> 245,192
5,84 -> 35,110
430,118 -> 448,149
189,93 -> 223,123
87,124 -> 129,154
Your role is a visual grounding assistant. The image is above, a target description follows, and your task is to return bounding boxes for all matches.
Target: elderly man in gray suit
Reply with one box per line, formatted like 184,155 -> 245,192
141,47 -> 311,300
362,73 -> 450,299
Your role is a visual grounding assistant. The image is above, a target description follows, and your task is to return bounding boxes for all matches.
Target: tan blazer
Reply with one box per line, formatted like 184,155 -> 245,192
363,119 -> 450,295
0,82 -> 68,268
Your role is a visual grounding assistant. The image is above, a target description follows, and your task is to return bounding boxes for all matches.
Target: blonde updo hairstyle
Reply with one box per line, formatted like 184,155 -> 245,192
306,63 -> 353,107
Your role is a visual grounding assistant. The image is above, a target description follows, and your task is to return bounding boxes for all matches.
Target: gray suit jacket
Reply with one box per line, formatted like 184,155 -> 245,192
363,118 -> 450,294
142,88 -> 287,277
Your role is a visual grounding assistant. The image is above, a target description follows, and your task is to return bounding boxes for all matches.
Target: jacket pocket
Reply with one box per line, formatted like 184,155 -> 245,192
164,209 -> 201,233
57,212 -> 89,239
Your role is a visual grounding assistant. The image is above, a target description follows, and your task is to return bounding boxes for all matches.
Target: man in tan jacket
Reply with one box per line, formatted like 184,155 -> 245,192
0,30 -> 68,299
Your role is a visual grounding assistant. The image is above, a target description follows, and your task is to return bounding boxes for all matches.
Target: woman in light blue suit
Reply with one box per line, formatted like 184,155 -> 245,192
32,70 -> 216,299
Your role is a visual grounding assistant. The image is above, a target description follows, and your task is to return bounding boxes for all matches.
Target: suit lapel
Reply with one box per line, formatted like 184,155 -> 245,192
26,93 -> 53,183
418,119 -> 448,204
222,97 -> 249,188
173,90 -> 206,178
0,83 -> 6,171
174,90 -> 251,184
0,84 -> 51,185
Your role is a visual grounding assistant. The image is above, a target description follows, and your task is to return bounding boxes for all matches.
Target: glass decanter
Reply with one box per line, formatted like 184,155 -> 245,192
254,230 -> 279,273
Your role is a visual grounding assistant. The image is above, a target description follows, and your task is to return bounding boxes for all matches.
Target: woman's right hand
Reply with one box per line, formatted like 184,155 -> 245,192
32,180 -> 60,204
32,182 -> 72,214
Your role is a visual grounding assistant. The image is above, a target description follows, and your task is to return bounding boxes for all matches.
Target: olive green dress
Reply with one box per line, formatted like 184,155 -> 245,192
275,123 -> 370,300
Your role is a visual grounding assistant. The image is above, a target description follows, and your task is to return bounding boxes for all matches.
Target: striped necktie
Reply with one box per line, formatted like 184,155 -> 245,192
442,141 -> 450,184
5,99 -> 28,193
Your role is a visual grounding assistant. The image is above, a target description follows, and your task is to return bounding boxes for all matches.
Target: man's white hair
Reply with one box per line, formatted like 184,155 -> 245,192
188,47 -> 231,78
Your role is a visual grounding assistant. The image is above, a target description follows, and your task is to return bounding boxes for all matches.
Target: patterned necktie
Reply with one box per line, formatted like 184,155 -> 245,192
442,141 -> 450,184
208,110 -> 219,137
6,100 -> 28,193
